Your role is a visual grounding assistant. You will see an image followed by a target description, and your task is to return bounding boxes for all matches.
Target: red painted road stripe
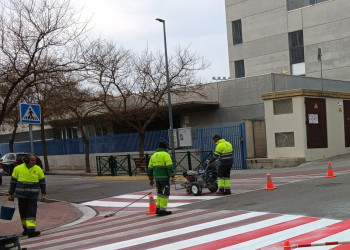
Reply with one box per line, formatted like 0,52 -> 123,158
121,213 -> 282,250
331,241 -> 350,249
22,209 -> 236,249
259,219 -> 350,249
181,217 -> 319,250
69,210 -> 248,250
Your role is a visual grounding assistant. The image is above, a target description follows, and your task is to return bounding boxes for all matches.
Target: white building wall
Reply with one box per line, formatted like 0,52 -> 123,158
265,96 -> 306,159
226,0 -> 350,81
264,90 -> 350,162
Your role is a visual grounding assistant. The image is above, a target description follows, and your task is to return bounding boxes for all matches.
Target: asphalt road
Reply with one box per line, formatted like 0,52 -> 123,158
0,174 -> 151,203
1,171 -> 349,220
181,173 -> 350,220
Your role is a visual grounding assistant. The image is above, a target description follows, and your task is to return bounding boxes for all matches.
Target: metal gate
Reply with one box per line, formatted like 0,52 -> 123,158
191,123 -> 247,169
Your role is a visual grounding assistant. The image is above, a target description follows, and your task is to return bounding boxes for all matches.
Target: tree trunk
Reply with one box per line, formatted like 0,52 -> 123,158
8,122 -> 18,152
79,124 -> 91,173
139,131 -> 145,157
8,115 -> 19,152
40,115 -> 50,171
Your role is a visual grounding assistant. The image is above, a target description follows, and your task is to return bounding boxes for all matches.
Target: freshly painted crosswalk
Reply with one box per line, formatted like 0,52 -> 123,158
82,167 -> 350,214
19,208 -> 350,249
18,168 -> 350,249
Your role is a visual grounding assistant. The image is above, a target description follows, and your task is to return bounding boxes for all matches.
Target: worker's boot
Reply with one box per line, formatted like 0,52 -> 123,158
224,189 -> 231,195
157,210 -> 172,216
28,230 -> 41,238
216,188 -> 225,195
22,228 -> 28,236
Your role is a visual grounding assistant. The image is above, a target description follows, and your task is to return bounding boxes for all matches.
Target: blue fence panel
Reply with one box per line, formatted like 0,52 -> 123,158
191,123 -> 246,169
0,125 -> 246,169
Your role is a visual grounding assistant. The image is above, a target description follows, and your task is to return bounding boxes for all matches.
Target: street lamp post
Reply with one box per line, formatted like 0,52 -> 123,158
318,48 -> 323,95
156,18 -> 176,162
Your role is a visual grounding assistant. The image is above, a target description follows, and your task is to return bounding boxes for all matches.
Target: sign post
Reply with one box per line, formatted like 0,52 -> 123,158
20,103 -> 41,153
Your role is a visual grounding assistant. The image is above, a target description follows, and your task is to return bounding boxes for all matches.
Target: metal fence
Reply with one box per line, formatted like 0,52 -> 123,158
0,123 -> 247,170
96,151 -> 214,176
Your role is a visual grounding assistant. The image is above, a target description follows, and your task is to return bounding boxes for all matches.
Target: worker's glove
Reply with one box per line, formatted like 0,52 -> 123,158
8,194 -> 14,201
171,177 -> 175,184
41,194 -> 47,202
149,180 -> 154,187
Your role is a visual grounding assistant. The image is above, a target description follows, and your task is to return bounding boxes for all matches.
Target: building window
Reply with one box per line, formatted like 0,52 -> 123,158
273,98 -> 293,115
234,60 -> 245,78
67,126 -> 78,138
289,30 -> 304,64
275,132 -> 295,147
232,20 -> 243,45
287,0 -> 329,11
96,124 -> 107,136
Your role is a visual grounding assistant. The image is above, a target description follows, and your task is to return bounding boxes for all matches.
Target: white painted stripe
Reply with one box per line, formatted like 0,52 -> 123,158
86,211 -> 268,250
308,229 -> 350,250
82,200 -> 189,207
114,194 -> 219,200
148,214 -> 302,250
219,218 -> 338,250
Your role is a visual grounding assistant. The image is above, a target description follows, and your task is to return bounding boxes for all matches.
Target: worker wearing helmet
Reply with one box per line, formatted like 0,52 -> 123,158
209,135 -> 233,195
148,141 -> 175,216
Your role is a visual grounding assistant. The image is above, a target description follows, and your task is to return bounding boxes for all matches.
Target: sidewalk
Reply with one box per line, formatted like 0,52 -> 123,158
0,197 -> 82,236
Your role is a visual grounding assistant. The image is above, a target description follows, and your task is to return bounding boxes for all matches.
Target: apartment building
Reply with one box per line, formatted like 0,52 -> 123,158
225,0 -> 350,81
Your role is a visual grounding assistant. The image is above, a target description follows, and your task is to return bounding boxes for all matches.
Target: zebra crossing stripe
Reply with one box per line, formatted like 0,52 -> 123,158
114,194 -> 218,200
147,215 -> 307,250
20,209 -> 350,250
21,210 -> 236,249
82,200 -> 190,208
259,219 -> 350,249
181,216 -> 319,250
85,212 -> 279,250
219,219 -> 338,250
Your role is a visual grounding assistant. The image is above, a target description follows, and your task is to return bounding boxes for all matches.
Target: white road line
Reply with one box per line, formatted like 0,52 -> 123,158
148,214 -> 302,250
82,200 -> 189,207
219,218 -> 338,250
86,211 -> 269,250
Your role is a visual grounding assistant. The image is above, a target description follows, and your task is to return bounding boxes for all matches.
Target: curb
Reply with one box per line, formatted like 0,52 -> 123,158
94,176 -> 187,181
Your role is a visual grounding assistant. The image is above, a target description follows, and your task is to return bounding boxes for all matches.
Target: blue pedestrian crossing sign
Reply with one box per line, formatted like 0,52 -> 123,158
20,103 -> 41,124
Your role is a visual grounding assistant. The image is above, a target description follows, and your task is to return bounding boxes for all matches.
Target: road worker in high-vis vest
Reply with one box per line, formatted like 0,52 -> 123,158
8,154 -> 47,238
148,141 -> 175,216
209,135 -> 233,195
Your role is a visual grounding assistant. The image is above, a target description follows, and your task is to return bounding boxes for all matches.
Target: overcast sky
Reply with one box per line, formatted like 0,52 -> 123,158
71,0 -> 229,82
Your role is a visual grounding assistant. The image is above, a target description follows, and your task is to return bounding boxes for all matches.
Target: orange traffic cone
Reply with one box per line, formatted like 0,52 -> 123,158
146,193 -> 156,215
326,162 -> 336,178
264,173 -> 277,190
283,240 -> 292,250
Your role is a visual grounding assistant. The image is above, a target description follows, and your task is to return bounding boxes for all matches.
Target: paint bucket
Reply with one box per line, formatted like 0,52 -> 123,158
0,201 -> 15,221
0,235 -> 21,250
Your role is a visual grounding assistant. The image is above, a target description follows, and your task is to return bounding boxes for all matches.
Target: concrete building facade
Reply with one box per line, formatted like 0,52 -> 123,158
225,0 -> 350,81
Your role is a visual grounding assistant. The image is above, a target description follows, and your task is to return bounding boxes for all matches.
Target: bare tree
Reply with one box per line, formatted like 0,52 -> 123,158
58,84 -> 105,173
0,0 -> 89,127
27,67 -> 79,171
86,40 -> 208,156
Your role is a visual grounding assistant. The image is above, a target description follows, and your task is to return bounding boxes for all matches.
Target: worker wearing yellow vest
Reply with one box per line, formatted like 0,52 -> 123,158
8,154 -> 47,238
209,135 -> 233,195
148,141 -> 175,216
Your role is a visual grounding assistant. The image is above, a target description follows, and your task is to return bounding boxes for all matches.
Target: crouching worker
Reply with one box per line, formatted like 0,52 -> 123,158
8,154 -> 47,238
148,141 -> 175,216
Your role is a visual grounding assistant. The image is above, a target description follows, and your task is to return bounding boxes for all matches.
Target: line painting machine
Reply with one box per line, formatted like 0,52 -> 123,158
179,161 -> 218,196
